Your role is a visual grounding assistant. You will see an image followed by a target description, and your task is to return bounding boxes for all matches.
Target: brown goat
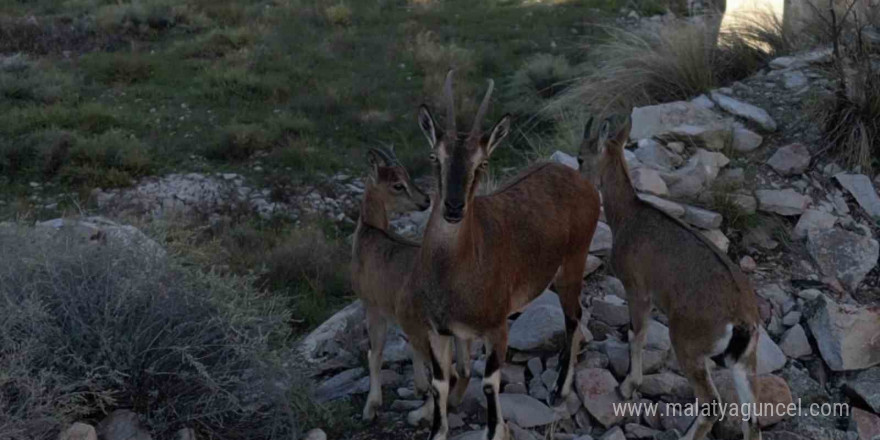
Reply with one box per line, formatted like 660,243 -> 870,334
352,147 -> 472,424
399,71 -> 601,440
578,115 -> 763,440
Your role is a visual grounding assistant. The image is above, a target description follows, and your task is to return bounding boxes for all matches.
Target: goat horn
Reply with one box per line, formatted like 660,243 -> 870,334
470,79 -> 494,138
372,146 -> 398,166
444,70 -> 456,138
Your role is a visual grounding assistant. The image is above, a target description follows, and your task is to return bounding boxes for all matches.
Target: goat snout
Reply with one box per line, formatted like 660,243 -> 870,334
443,200 -> 465,222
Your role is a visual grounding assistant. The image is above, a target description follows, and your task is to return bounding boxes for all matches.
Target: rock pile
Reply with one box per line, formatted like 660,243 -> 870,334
302,47 -> 880,440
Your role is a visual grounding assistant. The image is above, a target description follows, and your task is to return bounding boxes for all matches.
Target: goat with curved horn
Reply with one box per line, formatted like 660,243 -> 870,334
402,76 -> 601,440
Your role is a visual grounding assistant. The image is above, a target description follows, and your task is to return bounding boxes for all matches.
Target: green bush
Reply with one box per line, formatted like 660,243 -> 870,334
61,130 -> 153,187
81,52 -> 157,85
0,225 -> 296,439
506,53 -> 576,118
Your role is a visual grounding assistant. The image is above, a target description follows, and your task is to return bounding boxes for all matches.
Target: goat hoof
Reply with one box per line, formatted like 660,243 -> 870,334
619,378 -> 638,400
362,403 -> 379,422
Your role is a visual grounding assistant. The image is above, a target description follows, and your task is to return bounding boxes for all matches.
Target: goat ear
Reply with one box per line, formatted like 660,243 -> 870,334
367,149 -> 381,181
418,105 -> 438,149
485,114 -> 511,157
613,115 -> 632,146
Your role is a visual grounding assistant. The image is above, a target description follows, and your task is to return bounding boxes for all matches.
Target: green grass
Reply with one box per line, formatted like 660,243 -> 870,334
0,0 -> 619,208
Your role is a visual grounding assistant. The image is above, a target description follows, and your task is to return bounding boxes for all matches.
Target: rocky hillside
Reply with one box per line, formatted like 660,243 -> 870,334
299,47 -> 880,440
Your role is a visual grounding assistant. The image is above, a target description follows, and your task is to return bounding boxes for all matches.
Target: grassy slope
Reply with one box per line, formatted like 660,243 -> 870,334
0,0 -> 616,219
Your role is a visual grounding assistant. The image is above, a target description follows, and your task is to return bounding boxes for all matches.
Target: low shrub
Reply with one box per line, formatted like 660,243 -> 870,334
0,225 -> 296,439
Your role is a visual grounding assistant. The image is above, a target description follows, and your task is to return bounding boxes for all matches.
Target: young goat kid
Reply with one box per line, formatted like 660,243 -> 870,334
578,115 -> 763,440
400,71 -> 601,440
352,147 -> 472,424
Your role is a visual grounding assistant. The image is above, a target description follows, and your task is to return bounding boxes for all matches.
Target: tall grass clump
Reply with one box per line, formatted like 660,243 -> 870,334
0,225 -> 298,439
807,0 -> 880,172
556,17 -> 787,116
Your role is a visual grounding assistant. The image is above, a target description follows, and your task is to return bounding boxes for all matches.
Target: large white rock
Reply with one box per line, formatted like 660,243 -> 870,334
710,92 -> 777,132
36,216 -> 166,258
807,228 -> 879,291
630,100 -> 732,142
835,173 -> 880,218
807,296 -> 880,371
509,291 -> 565,351
756,189 -> 809,216
635,139 -> 676,171
793,209 -> 837,240
767,143 -> 811,176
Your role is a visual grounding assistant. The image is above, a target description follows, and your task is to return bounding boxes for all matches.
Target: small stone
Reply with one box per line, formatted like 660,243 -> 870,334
502,364 -> 526,385
847,367 -> 880,413
600,426 -> 625,440
499,394 -> 560,428
528,357 -> 543,378
793,209 -> 837,240
782,311 -> 801,326
390,400 -> 426,412
584,255 -> 604,278
835,173 -> 880,218
739,256 -> 757,272
632,168 -> 669,196
710,92 -> 777,132
638,194 -> 685,217
783,70 -> 808,89
700,229 -> 730,253
683,205 -> 723,229
505,383 -> 528,394
666,142 -> 685,154
852,408 -> 880,440
624,423 -> 659,439
756,189 -> 808,216
590,222 -> 613,255
575,368 -> 624,428
757,326 -> 787,374
58,423 -> 97,440
593,296 -> 631,327
646,320 -> 671,351
779,324 -> 812,359
551,151 -> 580,170
314,368 -> 366,402
732,127 -> 763,152
767,143 -> 811,176
797,289 -> 821,301
96,410 -> 151,440
639,372 -> 693,399
304,429 -> 327,440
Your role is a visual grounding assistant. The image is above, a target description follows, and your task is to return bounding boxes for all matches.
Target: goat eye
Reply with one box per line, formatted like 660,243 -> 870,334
479,161 -> 488,169
393,183 -> 405,191
429,153 -> 438,162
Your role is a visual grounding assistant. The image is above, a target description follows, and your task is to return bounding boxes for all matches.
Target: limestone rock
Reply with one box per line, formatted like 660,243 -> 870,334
314,368 -> 367,402
807,296 -> 880,371
593,296 -> 630,327
58,423 -> 97,440
499,393 -> 560,428
712,372 -> 792,439
793,209 -> 837,240
509,291 -> 565,351
96,410 -> 151,440
631,168 -> 669,196
635,139 -> 676,171
303,429 -> 327,440
852,408 -> 880,440
779,324 -> 812,359
575,368 -> 624,428
836,174 -> 880,218
683,205 -> 723,229
710,92 -> 777,132
630,101 -> 732,144
757,326 -> 787,374
767,144 -> 811,176
551,151 -> 579,170
740,256 -> 757,272
756,189 -> 808,216
639,372 -> 693,399
806,228 -> 879,291
36,217 -> 165,258
700,229 -> 730,253
591,222 -> 613,255
847,367 -> 880,413
732,127 -> 763,152
638,194 -> 685,217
